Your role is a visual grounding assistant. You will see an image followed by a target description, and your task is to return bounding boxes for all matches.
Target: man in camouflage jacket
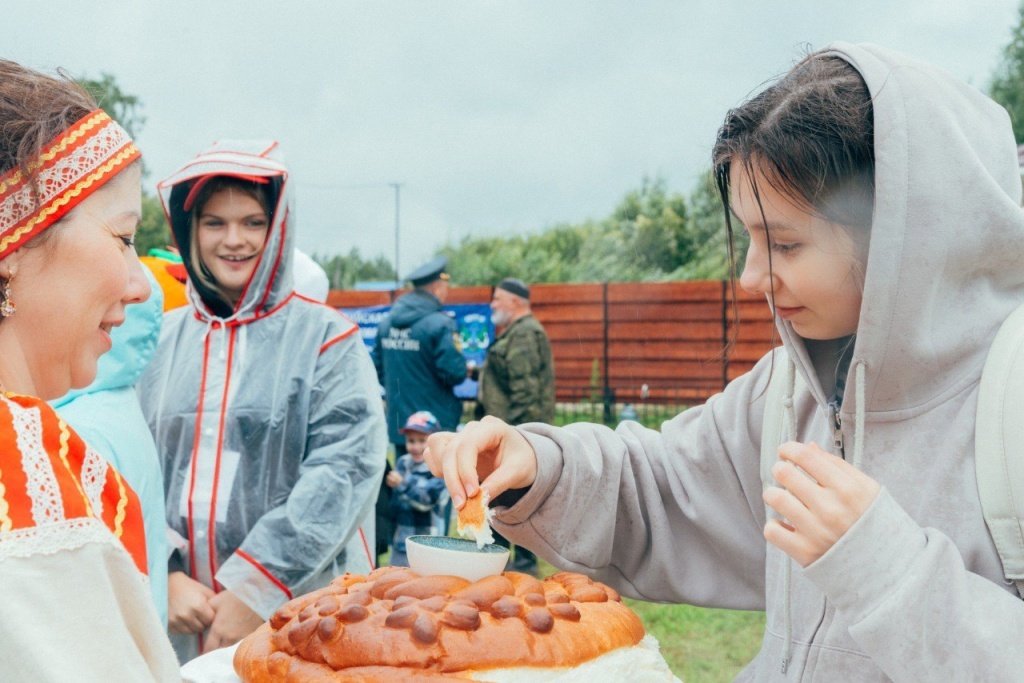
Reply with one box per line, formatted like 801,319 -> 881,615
476,278 -> 555,426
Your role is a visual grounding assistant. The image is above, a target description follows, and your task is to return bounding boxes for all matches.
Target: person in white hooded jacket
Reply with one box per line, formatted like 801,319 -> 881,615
425,43 -> 1024,681
138,140 -> 387,664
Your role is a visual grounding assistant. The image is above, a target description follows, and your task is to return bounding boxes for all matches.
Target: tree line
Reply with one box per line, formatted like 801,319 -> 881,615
440,175 -> 729,286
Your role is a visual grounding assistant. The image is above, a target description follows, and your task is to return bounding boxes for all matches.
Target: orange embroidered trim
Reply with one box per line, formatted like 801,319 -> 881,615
0,144 -> 138,255
55,419 -> 93,518
112,468 -> 128,539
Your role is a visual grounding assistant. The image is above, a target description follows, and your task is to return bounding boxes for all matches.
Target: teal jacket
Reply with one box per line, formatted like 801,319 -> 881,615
51,269 -> 168,626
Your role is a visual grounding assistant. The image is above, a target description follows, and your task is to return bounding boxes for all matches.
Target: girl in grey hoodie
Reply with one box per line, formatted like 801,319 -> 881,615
426,43 -> 1024,681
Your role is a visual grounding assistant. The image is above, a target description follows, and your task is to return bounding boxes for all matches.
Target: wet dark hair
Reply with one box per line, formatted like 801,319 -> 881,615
712,53 -> 875,329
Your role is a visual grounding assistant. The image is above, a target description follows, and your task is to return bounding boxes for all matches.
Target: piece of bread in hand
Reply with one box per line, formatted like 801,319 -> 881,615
457,489 -> 495,548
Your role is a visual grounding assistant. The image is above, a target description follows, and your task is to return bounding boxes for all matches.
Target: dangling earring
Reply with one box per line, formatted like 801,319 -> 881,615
0,275 -> 14,317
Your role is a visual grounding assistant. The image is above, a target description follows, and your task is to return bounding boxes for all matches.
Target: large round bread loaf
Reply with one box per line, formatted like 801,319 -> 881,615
234,566 -> 645,681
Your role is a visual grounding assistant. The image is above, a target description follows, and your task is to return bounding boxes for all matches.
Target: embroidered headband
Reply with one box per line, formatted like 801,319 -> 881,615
0,110 -> 141,259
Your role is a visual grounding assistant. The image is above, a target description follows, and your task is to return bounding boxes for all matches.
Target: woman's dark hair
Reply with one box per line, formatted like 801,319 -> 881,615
712,53 -> 875,328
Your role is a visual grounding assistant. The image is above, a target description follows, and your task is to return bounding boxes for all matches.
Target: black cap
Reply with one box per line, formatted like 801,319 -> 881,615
497,277 -> 530,300
405,256 -> 449,287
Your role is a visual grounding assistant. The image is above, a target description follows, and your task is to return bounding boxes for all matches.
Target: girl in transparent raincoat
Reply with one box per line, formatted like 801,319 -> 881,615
139,140 -> 387,663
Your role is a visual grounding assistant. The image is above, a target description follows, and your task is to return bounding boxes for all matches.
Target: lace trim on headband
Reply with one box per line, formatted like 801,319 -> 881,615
0,517 -> 119,562
0,115 -> 132,235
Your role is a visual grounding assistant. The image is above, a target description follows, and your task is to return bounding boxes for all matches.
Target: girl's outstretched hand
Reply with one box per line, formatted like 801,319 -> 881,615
763,441 -> 881,567
424,416 -> 538,510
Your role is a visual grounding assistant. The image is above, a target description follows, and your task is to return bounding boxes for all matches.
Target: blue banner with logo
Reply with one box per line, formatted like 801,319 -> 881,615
340,303 -> 494,399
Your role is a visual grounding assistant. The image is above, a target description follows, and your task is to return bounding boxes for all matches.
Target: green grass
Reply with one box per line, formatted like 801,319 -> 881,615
537,556 -> 765,682
625,596 -> 764,682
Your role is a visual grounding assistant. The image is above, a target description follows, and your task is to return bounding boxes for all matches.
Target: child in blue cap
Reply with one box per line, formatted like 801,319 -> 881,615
386,411 -> 450,566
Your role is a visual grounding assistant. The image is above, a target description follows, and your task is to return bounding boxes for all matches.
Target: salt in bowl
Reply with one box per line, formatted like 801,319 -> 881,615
406,535 -> 510,582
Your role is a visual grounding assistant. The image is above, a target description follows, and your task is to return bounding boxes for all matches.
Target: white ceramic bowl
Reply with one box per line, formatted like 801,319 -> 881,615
406,535 -> 510,583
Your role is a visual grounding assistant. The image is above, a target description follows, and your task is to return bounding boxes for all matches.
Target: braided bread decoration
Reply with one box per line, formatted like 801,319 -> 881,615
234,566 -> 644,682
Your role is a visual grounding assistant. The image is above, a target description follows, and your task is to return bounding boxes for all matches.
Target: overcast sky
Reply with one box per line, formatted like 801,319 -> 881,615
4,1 -> 1020,277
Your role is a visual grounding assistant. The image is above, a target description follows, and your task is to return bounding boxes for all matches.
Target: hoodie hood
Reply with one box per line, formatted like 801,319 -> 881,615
158,140 -> 295,321
389,289 -> 444,328
51,267 -> 163,408
777,42 -> 1024,417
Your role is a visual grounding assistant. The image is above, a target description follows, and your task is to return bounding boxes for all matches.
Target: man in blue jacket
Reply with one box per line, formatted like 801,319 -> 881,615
373,256 -> 468,454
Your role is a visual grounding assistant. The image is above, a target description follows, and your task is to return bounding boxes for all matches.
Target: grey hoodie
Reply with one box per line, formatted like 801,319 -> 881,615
493,43 -> 1024,681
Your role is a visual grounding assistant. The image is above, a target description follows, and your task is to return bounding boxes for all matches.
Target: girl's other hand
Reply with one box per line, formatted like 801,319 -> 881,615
203,590 -> 264,653
424,416 -> 538,509
762,441 -> 881,567
167,571 -> 215,635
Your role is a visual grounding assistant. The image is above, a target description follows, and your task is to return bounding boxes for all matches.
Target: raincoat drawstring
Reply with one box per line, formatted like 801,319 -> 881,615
186,282 -> 257,361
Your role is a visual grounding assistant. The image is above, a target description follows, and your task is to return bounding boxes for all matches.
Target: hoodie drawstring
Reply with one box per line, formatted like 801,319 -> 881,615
780,357 -> 797,674
782,359 -> 797,443
852,360 -> 867,469
776,357 -> 868,674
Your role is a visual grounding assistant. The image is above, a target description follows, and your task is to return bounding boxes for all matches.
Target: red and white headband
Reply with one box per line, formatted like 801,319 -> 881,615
0,110 -> 140,259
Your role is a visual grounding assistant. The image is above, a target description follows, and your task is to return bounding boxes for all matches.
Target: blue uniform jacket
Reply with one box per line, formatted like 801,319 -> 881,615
372,290 -> 467,444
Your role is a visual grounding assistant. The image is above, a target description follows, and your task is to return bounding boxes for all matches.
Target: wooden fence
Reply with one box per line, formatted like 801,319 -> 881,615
327,281 -> 778,405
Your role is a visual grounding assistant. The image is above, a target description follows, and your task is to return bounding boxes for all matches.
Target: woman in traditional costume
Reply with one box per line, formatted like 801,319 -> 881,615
139,141 -> 387,662
0,60 -> 180,680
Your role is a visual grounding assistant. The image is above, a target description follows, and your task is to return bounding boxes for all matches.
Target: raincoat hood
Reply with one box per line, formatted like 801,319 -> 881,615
777,42 -> 1024,417
51,268 -> 163,408
158,140 -> 294,320
389,289 -> 443,328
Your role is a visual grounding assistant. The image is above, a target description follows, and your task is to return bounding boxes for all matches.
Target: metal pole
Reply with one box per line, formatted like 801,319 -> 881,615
392,183 -> 402,285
